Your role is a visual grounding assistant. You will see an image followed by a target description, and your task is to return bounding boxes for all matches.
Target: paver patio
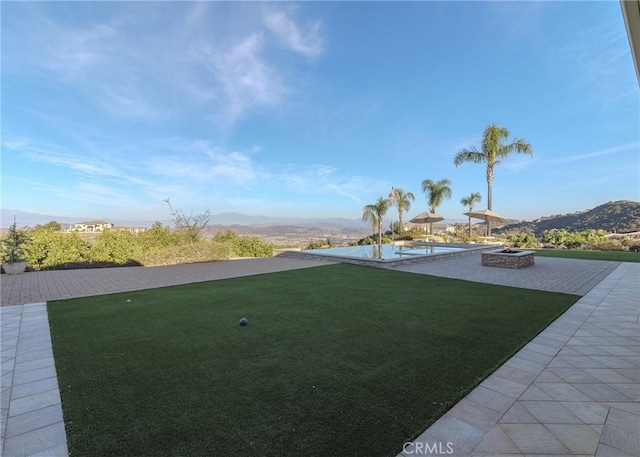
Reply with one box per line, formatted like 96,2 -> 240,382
0,255 -> 637,457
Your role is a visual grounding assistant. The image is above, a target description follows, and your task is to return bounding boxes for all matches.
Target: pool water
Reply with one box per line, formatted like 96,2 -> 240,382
301,244 -> 463,260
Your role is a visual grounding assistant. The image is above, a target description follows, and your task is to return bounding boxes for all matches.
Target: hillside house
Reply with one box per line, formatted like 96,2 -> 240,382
70,221 -> 114,233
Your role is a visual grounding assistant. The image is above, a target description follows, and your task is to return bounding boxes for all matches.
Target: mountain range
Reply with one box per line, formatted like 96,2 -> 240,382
494,200 -> 640,236
0,209 -> 370,230
2,200 -> 639,235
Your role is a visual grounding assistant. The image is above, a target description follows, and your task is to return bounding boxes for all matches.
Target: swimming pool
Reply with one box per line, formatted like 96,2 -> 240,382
301,244 -> 464,260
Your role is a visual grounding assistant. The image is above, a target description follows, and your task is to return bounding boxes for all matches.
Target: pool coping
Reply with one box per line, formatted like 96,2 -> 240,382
280,243 -> 500,267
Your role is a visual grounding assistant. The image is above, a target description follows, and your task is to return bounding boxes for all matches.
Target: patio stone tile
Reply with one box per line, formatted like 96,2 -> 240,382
564,356 -> 608,369
12,366 -> 57,386
581,368 -> 636,384
614,368 -> 640,383
519,384 -> 555,401
558,347 -> 583,356
560,401 -> 609,424
14,348 -> 53,365
447,398 -> 502,432
520,401 -> 583,424
571,346 -> 618,357
588,356 -> 636,369
400,430 -> 469,457
514,349 -> 554,366
608,384 -> 639,402
600,346 -> 639,357
13,356 -> 54,375
480,375 -> 529,398
5,404 -> 64,438
535,369 -> 565,383
465,386 -> 517,414
473,425 -> 520,454
525,341 -> 562,357
427,415 -> 487,454
548,357 -> 578,369
605,407 -> 640,432
535,382 -> 593,401
595,443 -> 637,456
499,424 -> 571,454
3,422 -> 67,457
500,402 -> 538,424
8,388 -> 60,417
10,377 -> 59,400
493,365 -> 538,386
573,383 -> 635,402
549,367 -> 599,383
504,357 -> 546,375
599,402 -> 640,416
27,442 -> 69,457
546,424 -> 601,454
599,423 -> 640,456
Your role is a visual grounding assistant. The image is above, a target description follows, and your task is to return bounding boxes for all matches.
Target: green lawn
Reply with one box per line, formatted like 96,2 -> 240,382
49,264 -> 578,457
533,248 -> 640,262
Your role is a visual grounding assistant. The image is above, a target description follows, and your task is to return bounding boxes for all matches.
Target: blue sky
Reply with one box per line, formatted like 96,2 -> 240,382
2,1 -> 638,225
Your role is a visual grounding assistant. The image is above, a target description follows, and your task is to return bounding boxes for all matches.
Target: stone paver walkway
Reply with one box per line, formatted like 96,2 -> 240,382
1,257 -> 335,307
398,262 -> 639,457
1,303 -> 67,457
391,255 -> 620,296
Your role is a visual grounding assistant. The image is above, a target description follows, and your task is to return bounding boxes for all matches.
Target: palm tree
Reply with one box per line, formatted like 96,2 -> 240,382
392,188 -> 415,236
362,197 -> 390,251
453,124 -> 532,235
421,178 -> 452,235
460,192 -> 482,238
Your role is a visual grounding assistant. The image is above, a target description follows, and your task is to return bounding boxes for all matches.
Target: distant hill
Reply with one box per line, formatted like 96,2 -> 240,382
494,200 -> 640,236
0,209 -> 369,230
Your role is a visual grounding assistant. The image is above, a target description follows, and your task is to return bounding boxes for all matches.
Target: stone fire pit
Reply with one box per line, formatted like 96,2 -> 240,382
481,249 -> 535,269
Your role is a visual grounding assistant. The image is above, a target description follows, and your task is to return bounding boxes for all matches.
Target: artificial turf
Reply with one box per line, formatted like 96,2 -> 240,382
48,263 -> 578,457
533,248 -> 640,262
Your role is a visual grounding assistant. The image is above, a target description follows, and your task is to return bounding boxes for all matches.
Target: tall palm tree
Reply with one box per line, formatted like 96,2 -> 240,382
453,124 -> 532,236
362,197 -> 390,251
421,178 -> 452,235
392,188 -> 415,236
460,192 -> 482,238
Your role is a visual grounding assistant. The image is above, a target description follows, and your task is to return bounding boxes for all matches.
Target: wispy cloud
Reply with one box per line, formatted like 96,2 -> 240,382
278,164 -> 373,204
4,3 -> 325,129
263,7 -> 324,58
194,33 -> 286,129
2,135 -> 116,176
549,142 -> 640,165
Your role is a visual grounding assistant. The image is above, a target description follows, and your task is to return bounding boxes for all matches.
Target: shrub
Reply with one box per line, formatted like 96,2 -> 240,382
134,241 -> 231,266
589,239 -> 626,251
1,221 -> 29,264
211,230 -> 274,257
508,232 -> 538,248
90,230 -> 139,265
25,230 -> 90,270
305,239 -> 332,250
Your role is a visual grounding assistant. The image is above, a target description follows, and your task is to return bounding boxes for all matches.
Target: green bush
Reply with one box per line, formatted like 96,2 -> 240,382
508,232 -> 538,248
541,229 -> 606,249
136,222 -> 182,249
1,222 -> 30,264
589,239 -> 626,251
134,241 -> 231,266
212,230 -> 274,257
25,230 -> 90,270
90,230 -> 139,265
305,239 -> 332,250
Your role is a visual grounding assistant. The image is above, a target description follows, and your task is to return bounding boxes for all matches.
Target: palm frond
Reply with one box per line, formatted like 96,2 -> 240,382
453,148 -> 484,166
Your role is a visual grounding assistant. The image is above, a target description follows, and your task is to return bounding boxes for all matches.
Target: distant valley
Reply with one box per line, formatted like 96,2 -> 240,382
2,201 -> 639,246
